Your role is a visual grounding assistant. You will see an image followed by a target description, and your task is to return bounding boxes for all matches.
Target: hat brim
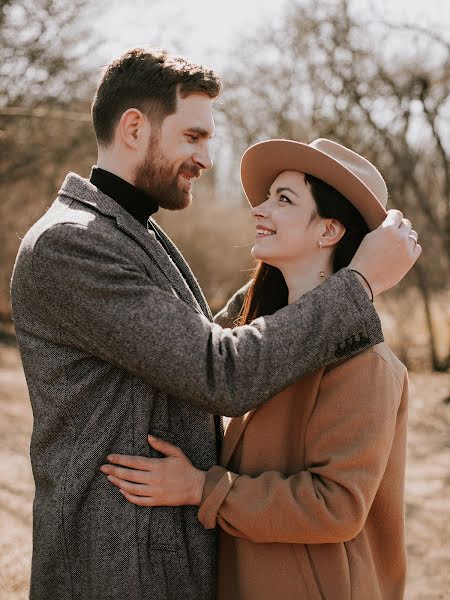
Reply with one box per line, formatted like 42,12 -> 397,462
240,140 -> 387,231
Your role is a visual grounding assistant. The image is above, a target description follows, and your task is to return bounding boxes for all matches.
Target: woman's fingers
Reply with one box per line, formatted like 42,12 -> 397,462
107,474 -> 153,496
148,435 -> 186,459
100,463 -> 154,484
106,453 -> 159,470
119,490 -> 157,506
101,437 -> 197,506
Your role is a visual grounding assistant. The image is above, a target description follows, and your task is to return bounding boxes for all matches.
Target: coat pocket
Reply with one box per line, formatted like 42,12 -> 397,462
148,506 -> 183,552
290,544 -> 324,600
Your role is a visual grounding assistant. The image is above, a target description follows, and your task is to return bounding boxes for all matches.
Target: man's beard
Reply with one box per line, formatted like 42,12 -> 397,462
134,134 -> 199,211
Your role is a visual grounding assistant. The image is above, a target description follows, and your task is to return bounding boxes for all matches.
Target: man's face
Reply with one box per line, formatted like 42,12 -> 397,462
134,93 -> 215,210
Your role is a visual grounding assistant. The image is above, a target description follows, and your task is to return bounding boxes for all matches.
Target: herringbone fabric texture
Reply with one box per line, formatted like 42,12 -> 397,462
10,173 -> 383,599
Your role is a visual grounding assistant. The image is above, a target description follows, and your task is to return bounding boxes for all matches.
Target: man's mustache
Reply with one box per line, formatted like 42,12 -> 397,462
179,165 -> 202,179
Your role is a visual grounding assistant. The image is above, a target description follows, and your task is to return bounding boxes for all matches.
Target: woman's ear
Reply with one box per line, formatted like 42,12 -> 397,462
117,108 -> 150,151
321,219 -> 346,248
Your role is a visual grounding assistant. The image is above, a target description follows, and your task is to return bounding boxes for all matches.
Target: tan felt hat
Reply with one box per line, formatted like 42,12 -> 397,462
240,138 -> 388,230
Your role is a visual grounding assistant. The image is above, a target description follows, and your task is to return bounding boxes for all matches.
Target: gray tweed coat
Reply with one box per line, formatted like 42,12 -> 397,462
10,173 -> 383,600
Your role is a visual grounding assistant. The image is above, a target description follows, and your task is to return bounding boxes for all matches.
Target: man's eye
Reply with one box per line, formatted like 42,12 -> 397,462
187,135 -> 199,143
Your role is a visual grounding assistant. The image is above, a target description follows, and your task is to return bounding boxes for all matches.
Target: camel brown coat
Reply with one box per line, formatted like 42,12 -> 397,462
198,343 -> 408,600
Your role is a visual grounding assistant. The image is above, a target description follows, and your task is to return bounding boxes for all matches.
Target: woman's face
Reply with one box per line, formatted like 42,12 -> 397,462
251,170 -> 323,269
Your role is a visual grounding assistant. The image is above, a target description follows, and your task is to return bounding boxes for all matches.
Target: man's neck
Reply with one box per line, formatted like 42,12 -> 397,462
97,154 -> 135,187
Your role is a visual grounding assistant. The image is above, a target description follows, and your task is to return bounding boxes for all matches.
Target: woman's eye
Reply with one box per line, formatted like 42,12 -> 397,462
279,194 -> 292,204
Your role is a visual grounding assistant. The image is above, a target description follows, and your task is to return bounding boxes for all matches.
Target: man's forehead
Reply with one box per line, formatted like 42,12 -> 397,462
174,94 -> 215,131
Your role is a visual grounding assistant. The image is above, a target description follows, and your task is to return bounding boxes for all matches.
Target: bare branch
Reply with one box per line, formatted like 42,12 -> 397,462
0,106 -> 91,121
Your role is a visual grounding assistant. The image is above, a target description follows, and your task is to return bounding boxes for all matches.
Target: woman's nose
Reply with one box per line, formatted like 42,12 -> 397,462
251,200 -> 269,219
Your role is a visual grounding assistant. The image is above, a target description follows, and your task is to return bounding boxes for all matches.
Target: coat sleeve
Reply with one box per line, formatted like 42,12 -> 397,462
29,222 -> 383,417
197,351 -> 406,543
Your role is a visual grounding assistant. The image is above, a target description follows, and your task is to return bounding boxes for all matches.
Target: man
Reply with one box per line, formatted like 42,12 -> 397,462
10,48 -> 420,600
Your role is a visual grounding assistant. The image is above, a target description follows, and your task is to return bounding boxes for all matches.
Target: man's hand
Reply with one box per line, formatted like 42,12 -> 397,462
100,436 -> 206,507
349,209 -> 421,297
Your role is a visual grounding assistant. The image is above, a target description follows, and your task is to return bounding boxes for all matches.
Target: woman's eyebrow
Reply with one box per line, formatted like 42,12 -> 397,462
270,186 -> 299,198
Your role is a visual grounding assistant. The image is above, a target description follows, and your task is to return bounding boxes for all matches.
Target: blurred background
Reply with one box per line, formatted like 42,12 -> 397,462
0,0 -> 449,598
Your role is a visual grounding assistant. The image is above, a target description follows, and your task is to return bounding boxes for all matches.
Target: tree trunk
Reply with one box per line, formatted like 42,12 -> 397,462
414,263 -> 449,371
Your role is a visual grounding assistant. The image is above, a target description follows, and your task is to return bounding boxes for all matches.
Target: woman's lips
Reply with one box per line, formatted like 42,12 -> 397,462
256,226 -> 276,238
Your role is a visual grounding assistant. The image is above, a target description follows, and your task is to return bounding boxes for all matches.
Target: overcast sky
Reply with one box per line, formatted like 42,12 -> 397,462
93,0 -> 448,70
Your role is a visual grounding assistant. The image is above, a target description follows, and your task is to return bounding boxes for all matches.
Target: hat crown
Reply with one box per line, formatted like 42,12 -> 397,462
240,136 -> 389,230
311,138 -> 388,208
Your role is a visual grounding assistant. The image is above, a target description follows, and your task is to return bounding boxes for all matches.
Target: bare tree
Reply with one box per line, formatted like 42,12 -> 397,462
0,0 -> 98,320
219,0 -> 449,370
1,0 -> 97,105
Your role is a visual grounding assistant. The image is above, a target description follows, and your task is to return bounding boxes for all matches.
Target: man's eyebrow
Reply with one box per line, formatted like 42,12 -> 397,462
268,186 -> 299,198
186,127 -> 214,139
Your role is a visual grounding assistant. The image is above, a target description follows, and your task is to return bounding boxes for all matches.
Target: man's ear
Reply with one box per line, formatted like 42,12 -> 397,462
321,218 -> 346,247
117,108 -> 150,151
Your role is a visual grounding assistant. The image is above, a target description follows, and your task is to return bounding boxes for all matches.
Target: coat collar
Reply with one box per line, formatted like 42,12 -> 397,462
58,172 -> 211,318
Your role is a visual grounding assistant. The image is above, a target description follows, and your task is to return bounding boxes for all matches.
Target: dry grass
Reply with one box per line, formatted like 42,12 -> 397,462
0,346 -> 448,599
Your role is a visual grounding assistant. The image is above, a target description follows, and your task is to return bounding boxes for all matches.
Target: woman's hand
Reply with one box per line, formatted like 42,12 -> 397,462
100,435 -> 206,507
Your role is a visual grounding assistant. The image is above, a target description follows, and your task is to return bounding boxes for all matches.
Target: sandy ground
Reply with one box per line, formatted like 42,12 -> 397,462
0,345 -> 449,600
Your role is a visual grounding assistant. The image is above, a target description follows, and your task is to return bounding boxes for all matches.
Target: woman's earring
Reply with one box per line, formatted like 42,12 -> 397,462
318,241 -> 324,278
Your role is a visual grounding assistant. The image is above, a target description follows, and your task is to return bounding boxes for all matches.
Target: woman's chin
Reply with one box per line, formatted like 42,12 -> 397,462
251,245 -> 266,260
251,246 -> 278,267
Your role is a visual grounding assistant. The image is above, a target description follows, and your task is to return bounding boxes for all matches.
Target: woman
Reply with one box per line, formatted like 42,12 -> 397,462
101,139 -> 409,599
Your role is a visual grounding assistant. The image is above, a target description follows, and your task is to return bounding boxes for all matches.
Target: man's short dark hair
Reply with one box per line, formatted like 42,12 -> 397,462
91,47 -> 222,146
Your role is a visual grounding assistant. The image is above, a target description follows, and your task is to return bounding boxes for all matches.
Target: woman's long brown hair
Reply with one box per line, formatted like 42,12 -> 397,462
238,173 -> 369,326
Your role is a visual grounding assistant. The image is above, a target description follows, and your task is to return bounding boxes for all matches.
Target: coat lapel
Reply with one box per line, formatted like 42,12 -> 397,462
221,409 -> 257,466
221,373 -> 322,466
150,218 -> 213,321
115,214 -> 206,315
58,173 -> 207,317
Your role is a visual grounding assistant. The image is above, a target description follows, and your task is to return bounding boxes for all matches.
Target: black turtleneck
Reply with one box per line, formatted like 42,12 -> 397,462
90,166 -> 158,228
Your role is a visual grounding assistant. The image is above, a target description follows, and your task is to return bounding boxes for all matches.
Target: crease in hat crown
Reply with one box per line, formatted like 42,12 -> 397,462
310,138 -> 388,207
240,137 -> 389,230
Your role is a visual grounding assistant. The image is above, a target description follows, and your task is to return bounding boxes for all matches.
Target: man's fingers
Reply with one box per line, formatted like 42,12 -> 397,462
101,464 -> 152,483
400,218 -> 412,235
350,209 -> 421,295
382,209 -> 403,228
106,454 -> 158,470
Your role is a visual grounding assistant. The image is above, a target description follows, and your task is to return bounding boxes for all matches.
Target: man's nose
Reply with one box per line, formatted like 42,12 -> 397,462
194,147 -> 213,170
